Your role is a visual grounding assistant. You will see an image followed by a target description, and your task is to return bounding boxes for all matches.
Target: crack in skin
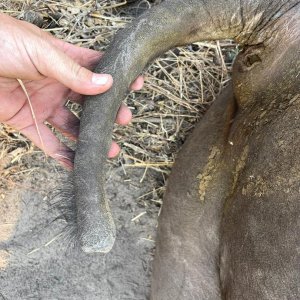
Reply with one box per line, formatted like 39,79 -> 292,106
243,1 -> 300,45
239,0 -> 245,33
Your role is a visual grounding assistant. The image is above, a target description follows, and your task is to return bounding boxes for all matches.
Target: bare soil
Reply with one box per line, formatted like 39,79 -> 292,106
1,158 -> 159,299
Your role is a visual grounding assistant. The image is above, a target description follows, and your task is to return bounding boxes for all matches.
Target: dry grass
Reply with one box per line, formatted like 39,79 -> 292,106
0,0 -> 237,201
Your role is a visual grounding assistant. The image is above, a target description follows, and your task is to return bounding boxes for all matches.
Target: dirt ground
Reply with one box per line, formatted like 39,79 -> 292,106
0,1 -> 234,299
1,158 -> 159,299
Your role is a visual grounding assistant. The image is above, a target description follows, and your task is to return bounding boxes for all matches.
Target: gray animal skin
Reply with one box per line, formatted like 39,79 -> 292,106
73,1 -> 300,299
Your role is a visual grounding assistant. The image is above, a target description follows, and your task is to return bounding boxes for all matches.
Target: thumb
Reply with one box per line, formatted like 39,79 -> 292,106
40,42 -> 113,95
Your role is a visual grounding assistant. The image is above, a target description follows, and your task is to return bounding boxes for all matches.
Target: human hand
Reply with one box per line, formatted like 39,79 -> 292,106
0,13 -> 143,169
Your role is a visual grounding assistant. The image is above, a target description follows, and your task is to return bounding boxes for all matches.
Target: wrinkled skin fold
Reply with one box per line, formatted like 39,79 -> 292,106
73,0 -> 299,299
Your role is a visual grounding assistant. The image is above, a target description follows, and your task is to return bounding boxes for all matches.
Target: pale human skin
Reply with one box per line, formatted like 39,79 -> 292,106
0,13 -> 143,169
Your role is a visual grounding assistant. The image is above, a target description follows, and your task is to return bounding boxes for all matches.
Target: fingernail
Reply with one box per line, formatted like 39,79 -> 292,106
92,74 -> 111,85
